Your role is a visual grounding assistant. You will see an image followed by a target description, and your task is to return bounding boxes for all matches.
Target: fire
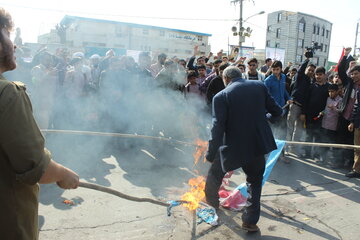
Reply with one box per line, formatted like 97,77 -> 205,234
193,139 -> 208,165
181,176 -> 206,211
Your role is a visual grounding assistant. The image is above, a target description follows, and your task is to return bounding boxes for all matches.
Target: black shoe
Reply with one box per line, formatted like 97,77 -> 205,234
345,171 -> 360,178
242,222 -> 260,232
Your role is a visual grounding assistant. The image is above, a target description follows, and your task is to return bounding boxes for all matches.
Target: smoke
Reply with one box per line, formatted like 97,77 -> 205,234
5,51 -> 212,199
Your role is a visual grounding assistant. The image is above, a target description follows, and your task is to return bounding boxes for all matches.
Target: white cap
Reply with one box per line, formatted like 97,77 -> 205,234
72,52 -> 85,59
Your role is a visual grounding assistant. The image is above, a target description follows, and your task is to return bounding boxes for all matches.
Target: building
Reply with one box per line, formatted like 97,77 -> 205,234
38,15 -> 212,59
265,11 -> 332,67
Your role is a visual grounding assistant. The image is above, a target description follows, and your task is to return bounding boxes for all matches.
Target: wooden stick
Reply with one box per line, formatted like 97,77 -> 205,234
79,181 -> 169,207
284,141 -> 360,150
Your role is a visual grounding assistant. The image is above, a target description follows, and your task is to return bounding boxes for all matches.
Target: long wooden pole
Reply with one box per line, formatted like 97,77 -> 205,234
79,181 -> 169,207
41,129 -> 360,150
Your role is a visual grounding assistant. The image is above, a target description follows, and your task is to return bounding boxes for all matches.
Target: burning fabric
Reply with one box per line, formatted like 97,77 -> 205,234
219,140 -> 286,210
175,176 -> 218,225
181,176 -> 206,210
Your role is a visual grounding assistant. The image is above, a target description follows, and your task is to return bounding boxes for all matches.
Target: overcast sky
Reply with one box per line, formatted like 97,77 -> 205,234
2,0 -> 359,62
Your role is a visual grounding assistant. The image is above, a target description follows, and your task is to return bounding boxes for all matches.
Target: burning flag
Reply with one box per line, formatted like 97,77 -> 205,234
181,176 -> 206,211
180,176 -> 219,225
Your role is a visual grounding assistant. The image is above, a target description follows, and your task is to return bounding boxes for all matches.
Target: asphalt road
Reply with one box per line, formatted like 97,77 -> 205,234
39,134 -> 360,240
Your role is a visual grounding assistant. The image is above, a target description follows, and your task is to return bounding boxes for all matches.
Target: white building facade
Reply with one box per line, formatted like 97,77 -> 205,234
38,15 -> 211,59
265,11 -> 332,67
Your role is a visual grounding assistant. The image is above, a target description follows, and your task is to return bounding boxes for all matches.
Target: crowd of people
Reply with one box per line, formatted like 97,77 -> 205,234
6,36 -> 360,178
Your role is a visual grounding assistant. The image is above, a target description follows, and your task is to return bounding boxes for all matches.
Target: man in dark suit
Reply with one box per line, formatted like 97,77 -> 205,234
205,66 -> 282,232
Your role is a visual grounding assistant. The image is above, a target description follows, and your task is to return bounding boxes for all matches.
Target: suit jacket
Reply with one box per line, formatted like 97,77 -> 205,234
206,77 -> 282,172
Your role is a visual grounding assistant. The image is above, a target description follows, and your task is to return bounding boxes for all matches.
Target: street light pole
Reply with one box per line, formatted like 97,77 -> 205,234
239,0 -> 243,56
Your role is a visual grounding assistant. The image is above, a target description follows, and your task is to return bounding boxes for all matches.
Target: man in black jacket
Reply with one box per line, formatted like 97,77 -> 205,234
337,47 -> 358,166
206,63 -> 228,104
285,55 -> 315,155
302,67 -> 330,159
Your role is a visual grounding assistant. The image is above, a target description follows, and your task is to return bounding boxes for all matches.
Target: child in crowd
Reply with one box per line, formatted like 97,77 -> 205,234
185,70 -> 202,99
319,84 -> 342,166
196,64 -> 207,85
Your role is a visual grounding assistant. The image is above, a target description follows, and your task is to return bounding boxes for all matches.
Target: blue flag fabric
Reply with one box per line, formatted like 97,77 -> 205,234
238,140 -> 286,198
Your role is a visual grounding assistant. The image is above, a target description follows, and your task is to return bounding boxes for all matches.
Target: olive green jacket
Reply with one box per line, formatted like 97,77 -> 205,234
0,75 -> 51,240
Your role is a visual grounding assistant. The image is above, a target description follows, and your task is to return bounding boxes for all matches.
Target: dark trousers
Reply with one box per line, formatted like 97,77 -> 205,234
205,154 -> 265,225
337,115 -> 354,162
304,119 -> 322,157
321,128 -> 339,160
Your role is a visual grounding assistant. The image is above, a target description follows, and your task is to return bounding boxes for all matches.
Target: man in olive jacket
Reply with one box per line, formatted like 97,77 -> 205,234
0,8 -> 79,240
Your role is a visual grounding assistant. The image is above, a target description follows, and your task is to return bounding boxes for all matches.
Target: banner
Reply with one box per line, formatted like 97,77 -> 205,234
265,47 -> 286,64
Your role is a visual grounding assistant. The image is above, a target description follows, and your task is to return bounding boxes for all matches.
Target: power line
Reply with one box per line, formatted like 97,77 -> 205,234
0,2 -> 237,22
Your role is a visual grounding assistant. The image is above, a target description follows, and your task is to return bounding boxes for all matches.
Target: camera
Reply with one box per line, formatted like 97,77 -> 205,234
304,42 -> 322,58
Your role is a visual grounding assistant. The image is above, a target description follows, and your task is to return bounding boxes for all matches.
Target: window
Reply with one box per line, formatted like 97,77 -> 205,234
298,39 -> 304,48
299,22 -> 305,32
276,28 -> 281,38
197,36 -> 203,41
266,40 -> 270,47
323,58 -> 327,67
324,44 -> 328,53
326,30 -> 330,38
277,13 -> 282,22
320,43 -> 324,52
316,58 -> 320,65
317,26 -> 320,35
296,55 -> 302,63
267,26 -> 272,32
143,29 -> 149,35
159,30 -> 165,37
322,27 -> 325,36
275,42 -> 280,48
313,24 -> 316,34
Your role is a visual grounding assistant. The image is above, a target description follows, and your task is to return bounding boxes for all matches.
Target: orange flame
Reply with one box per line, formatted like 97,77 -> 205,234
193,139 -> 208,165
181,176 -> 206,211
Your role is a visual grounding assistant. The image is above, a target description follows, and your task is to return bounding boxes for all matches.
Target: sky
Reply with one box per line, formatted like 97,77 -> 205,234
1,0 -> 359,62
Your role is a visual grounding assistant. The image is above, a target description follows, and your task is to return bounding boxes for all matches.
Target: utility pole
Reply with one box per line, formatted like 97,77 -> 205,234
231,0 -> 244,56
238,0 -> 243,56
231,0 -> 263,57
